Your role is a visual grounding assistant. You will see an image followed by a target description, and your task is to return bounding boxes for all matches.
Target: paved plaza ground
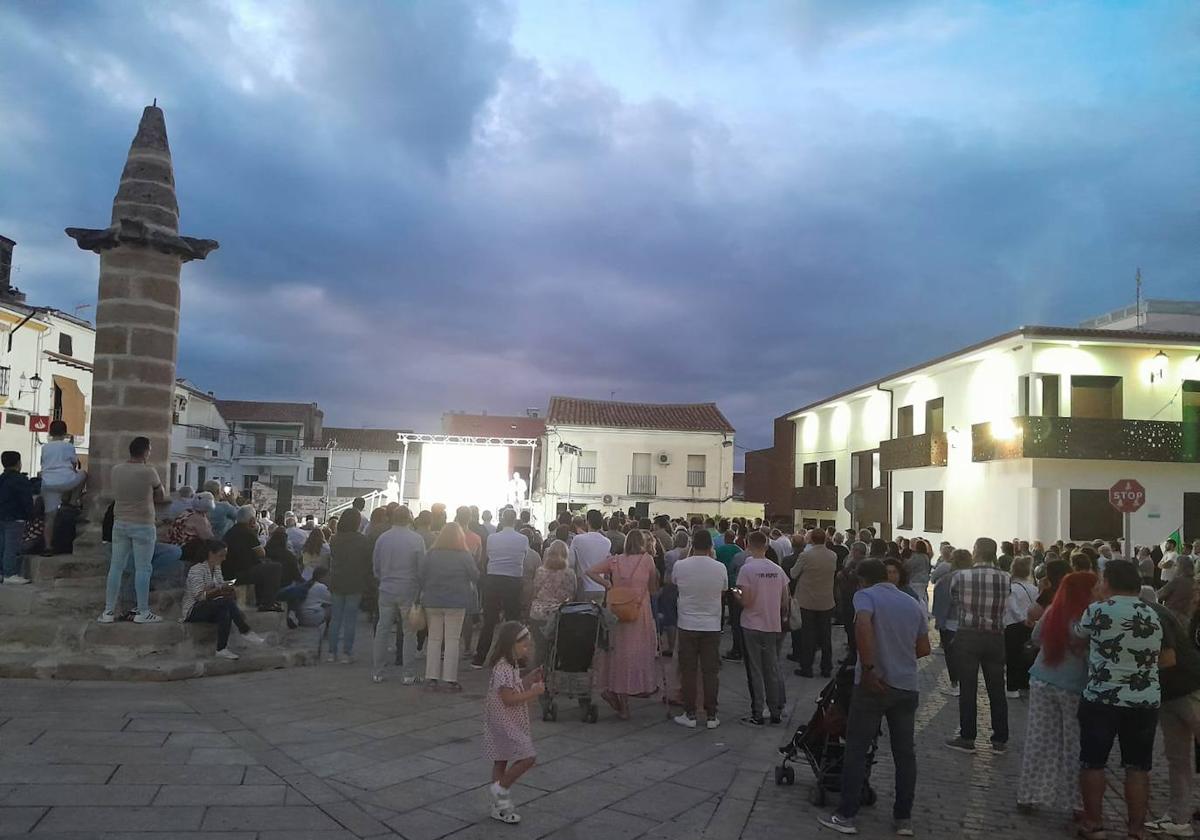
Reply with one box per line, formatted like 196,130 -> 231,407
0,626 -> 1171,839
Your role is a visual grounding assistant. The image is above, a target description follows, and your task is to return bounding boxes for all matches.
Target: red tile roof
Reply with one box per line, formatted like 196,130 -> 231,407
312,427 -> 410,452
442,413 -> 546,439
547,396 -> 735,434
215,400 -> 322,425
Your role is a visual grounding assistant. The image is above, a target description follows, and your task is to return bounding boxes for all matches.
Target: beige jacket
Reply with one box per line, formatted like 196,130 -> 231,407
790,544 -> 837,611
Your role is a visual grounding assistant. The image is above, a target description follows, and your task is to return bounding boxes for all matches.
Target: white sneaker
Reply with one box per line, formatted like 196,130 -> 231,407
324,654 -> 337,663
1005,690 -> 1020,699
243,632 -> 266,645
215,648 -> 239,660
97,610 -> 116,624
401,675 -> 418,686
133,611 -> 163,624
2,575 -> 30,585
339,655 -> 355,664
706,718 -> 721,730
673,713 -> 697,729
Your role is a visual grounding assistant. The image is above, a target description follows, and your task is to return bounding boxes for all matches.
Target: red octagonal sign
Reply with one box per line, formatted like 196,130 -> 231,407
1109,479 -> 1146,514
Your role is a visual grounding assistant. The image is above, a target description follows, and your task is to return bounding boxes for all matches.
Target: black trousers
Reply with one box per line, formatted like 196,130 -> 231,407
725,591 -> 744,656
1004,622 -> 1032,692
186,598 -> 250,650
244,561 -> 282,608
798,608 -> 833,674
474,575 -> 523,662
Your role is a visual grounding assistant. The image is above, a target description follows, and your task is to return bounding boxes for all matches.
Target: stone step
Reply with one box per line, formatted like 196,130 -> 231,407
0,645 -> 318,682
0,610 -> 294,658
0,581 -> 187,618
28,553 -> 110,583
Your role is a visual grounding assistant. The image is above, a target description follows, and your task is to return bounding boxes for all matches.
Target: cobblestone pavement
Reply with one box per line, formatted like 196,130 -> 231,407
0,626 -> 1178,839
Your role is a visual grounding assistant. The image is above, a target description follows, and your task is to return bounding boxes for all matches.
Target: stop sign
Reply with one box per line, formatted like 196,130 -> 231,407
1109,479 -> 1146,514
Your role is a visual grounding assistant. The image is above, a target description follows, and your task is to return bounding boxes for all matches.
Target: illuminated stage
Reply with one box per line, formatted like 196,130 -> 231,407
397,433 -> 538,518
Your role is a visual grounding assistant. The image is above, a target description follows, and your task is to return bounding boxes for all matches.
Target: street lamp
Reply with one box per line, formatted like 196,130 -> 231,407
17,372 -> 41,398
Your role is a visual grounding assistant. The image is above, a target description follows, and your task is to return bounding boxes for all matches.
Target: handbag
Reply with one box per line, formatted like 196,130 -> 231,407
606,555 -> 646,623
406,603 -> 427,633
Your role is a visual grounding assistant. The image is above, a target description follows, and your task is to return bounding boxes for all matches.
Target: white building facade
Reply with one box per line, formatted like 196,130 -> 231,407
538,396 -> 738,522
299,428 -> 418,520
0,303 -> 94,476
788,324 -> 1200,549
167,380 -> 234,492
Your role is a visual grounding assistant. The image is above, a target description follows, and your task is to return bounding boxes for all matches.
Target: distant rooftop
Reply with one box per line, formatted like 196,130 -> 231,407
1081,299 -> 1200,330
442,413 -> 546,439
313,427 -> 411,452
547,396 -> 735,434
215,400 -> 323,425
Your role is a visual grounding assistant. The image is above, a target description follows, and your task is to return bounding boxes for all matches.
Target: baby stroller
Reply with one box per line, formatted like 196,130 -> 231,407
540,602 -> 602,723
775,662 -> 878,807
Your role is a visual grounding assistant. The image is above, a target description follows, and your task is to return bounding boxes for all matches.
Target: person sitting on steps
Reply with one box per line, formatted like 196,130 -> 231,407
182,539 -> 267,660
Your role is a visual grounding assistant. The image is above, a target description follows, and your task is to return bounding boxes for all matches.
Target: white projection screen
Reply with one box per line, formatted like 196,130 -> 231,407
415,443 -> 510,513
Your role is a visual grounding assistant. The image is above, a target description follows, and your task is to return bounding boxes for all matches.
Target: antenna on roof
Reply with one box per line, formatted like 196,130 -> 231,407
1135,267 -> 1143,328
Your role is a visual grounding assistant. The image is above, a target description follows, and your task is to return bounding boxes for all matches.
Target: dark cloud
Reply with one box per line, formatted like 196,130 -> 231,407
0,0 -> 1197,459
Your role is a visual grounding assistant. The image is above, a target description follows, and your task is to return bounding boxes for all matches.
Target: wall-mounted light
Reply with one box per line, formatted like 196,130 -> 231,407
17,372 -> 41,397
991,417 -> 1020,441
1149,350 -> 1169,384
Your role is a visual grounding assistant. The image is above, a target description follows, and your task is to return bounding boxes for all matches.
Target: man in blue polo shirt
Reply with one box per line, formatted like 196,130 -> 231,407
818,558 -> 929,836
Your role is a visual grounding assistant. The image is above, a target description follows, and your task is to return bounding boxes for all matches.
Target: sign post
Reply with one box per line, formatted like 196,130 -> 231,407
1109,479 -> 1146,560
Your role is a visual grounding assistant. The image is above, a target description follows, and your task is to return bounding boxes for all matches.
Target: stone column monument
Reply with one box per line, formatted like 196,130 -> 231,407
67,104 -> 217,520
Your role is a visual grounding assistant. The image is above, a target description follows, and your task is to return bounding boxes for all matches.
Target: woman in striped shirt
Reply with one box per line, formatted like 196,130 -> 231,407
183,540 -> 267,660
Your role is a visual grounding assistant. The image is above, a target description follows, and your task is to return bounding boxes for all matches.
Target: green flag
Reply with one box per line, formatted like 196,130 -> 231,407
1166,527 -> 1182,547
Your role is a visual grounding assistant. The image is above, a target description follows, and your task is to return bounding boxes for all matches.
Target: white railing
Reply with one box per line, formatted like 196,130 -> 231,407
326,489 -> 389,522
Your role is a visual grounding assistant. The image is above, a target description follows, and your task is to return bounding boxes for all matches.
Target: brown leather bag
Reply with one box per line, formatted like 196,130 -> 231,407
606,555 -> 647,623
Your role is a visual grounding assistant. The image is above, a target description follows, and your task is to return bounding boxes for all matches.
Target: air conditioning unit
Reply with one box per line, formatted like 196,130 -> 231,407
601,493 -> 617,506
656,451 -> 672,466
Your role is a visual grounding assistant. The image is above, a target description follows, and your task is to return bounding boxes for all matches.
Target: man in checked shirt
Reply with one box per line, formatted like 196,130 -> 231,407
945,537 -> 1012,753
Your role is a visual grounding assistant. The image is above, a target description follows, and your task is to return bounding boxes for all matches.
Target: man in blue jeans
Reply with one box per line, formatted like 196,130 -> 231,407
0,451 -> 34,585
99,437 -> 166,624
818,559 -> 930,836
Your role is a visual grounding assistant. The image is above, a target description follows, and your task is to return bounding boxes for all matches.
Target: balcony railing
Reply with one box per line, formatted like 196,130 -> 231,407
793,484 -> 839,511
686,470 -> 706,488
880,431 -> 948,471
0,366 -> 10,398
238,444 -> 301,458
186,425 -> 222,442
973,416 -> 1200,463
627,474 -> 657,496
577,466 -> 597,484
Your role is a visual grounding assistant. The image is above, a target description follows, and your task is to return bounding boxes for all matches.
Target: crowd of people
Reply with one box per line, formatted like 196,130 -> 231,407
10,435 -> 1200,832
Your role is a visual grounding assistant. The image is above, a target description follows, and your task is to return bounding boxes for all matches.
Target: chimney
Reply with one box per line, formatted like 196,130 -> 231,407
0,236 -> 26,303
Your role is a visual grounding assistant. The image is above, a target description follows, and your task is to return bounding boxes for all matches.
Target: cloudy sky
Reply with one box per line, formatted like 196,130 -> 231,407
1,1 -> 1197,454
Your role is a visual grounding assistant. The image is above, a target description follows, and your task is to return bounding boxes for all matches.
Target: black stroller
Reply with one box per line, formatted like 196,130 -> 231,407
540,602 -> 602,724
775,663 -> 878,807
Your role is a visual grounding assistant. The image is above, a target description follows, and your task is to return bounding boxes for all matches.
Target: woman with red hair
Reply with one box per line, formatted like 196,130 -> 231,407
1016,571 -> 1097,818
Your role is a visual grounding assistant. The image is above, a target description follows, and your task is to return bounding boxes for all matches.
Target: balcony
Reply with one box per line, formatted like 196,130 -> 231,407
686,470 -> 706,488
972,416 -> 1200,464
844,486 -> 889,524
793,484 -> 839,511
577,466 -> 596,484
186,425 -> 222,442
880,432 -> 948,471
627,474 -> 657,496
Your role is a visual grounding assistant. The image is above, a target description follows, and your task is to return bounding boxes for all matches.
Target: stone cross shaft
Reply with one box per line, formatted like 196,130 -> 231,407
66,105 -> 218,520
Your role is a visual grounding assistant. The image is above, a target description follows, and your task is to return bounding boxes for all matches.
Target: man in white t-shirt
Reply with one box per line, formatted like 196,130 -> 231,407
671,529 -> 728,729
568,509 -> 612,602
